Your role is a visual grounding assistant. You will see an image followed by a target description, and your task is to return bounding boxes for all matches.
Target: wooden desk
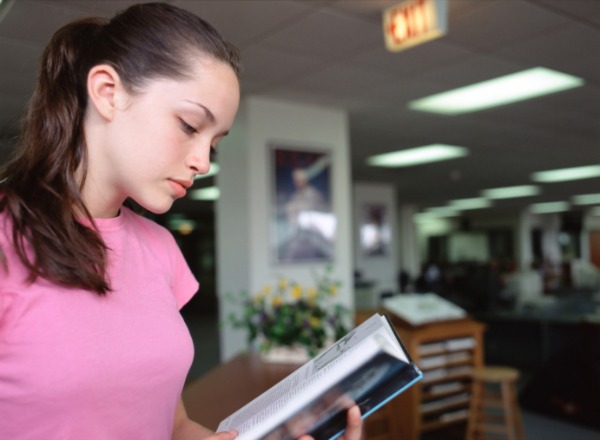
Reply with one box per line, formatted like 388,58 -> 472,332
182,352 -> 300,431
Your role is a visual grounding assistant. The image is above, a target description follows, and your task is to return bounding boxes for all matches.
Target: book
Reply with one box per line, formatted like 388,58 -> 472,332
382,293 -> 466,326
216,313 -> 423,440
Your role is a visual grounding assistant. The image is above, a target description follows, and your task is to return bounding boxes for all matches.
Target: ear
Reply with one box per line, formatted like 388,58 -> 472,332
87,64 -> 126,121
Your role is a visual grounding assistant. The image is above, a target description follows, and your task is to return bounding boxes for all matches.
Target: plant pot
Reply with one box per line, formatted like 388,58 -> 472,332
259,344 -> 311,364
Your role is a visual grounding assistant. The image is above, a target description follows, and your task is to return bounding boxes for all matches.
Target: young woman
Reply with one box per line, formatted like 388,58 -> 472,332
0,2 -> 362,439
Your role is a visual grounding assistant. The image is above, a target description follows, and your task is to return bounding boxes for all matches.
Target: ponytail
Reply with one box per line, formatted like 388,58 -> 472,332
1,18 -> 111,293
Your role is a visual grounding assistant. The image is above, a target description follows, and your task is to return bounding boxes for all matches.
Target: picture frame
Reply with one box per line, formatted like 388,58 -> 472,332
360,203 -> 391,258
270,144 -> 335,264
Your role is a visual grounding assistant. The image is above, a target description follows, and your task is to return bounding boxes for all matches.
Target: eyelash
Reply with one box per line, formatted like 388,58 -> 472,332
179,118 -> 218,155
179,118 -> 198,135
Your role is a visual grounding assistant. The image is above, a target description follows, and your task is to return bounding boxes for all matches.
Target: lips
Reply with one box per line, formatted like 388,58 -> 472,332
171,178 -> 193,189
168,178 -> 192,198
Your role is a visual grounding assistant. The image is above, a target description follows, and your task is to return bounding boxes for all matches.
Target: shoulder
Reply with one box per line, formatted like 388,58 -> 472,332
0,210 -> 30,289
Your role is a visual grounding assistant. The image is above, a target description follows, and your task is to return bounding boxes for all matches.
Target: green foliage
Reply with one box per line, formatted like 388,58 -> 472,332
225,266 -> 351,357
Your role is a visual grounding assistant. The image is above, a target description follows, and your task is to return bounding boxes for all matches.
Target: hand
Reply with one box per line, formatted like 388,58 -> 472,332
299,405 -> 362,440
200,431 -> 238,440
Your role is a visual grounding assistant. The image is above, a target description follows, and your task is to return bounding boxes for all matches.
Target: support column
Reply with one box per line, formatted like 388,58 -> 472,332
216,96 -> 353,361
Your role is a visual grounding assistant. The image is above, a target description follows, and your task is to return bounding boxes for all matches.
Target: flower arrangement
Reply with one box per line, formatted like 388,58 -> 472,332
226,267 -> 351,358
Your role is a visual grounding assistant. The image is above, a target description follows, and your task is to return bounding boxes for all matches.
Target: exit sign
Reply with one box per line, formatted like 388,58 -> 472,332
383,0 -> 448,52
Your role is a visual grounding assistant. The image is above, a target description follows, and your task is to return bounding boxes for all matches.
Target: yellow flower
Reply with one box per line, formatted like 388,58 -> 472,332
262,284 -> 272,296
307,287 -> 317,301
309,316 -> 321,327
252,292 -> 263,303
278,278 -> 288,290
291,284 -> 303,300
272,296 -> 283,307
328,284 -> 338,296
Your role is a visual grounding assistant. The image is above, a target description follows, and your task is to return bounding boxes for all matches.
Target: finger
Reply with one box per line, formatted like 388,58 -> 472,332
210,430 -> 238,440
343,405 -> 363,440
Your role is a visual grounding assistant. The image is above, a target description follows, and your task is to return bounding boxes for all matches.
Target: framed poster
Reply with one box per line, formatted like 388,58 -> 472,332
360,203 -> 391,258
271,145 -> 335,264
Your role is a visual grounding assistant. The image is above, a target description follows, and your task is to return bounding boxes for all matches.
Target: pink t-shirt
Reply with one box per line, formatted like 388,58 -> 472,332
0,207 -> 199,439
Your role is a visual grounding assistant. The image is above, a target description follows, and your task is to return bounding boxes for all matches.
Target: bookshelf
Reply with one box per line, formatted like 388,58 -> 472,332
356,310 -> 485,440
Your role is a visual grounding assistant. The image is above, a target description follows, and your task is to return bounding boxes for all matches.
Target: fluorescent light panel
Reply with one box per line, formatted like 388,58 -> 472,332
482,185 -> 540,199
530,201 -> 569,214
367,144 -> 467,168
532,165 -> 600,183
573,193 -> 600,205
425,206 -> 460,216
408,67 -> 584,115
189,187 -> 220,201
413,212 -> 454,223
449,197 -> 492,210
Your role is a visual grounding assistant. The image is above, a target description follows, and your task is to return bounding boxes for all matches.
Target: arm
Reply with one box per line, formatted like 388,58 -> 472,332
172,398 -> 238,440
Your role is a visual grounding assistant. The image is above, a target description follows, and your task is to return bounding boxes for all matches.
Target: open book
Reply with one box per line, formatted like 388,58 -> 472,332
217,313 -> 423,440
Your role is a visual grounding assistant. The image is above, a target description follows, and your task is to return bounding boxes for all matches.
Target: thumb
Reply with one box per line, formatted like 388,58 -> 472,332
208,430 -> 238,440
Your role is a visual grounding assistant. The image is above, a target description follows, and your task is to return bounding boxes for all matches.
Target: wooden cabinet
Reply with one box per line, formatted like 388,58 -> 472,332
356,310 -> 485,440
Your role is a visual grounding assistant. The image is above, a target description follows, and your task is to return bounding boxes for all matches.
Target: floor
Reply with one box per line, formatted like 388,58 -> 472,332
181,310 -> 600,440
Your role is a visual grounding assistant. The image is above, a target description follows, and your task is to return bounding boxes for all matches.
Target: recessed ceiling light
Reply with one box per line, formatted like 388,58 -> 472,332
530,201 -> 569,214
573,193 -> 600,205
481,185 -> 540,199
449,197 -> 492,210
367,144 -> 468,168
194,162 -> 220,180
532,165 -> 600,183
189,187 -> 220,201
408,67 -> 584,115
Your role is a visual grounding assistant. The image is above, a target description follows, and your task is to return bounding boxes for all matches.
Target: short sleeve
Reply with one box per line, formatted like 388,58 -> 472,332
167,234 -> 199,309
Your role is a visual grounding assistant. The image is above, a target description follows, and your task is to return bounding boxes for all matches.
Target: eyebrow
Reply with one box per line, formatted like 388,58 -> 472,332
184,100 -> 230,137
185,100 -> 215,122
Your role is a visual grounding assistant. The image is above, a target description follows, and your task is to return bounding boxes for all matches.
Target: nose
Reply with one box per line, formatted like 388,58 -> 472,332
186,147 -> 212,177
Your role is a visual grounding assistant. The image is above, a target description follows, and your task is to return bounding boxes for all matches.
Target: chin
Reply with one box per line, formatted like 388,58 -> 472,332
136,198 -> 175,215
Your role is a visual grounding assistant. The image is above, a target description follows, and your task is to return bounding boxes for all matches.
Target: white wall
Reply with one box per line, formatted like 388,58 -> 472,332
216,96 -> 353,361
398,204 -> 421,280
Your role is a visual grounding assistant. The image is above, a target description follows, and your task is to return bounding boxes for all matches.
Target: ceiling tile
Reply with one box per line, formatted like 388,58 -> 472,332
348,39 -> 475,78
239,45 -> 327,89
173,0 -> 316,48
445,0 -> 570,50
415,53 -> 525,90
285,61 -> 397,97
257,7 -> 383,60
0,0 -> 89,45
495,23 -> 600,83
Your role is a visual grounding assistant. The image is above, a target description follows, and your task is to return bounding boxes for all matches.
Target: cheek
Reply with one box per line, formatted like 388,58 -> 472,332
141,131 -> 188,175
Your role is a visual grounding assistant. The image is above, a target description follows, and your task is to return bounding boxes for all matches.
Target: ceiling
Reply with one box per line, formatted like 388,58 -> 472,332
1,0 -> 599,217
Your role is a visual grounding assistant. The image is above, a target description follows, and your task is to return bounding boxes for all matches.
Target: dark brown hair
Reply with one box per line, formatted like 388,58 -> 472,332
0,3 -> 240,293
